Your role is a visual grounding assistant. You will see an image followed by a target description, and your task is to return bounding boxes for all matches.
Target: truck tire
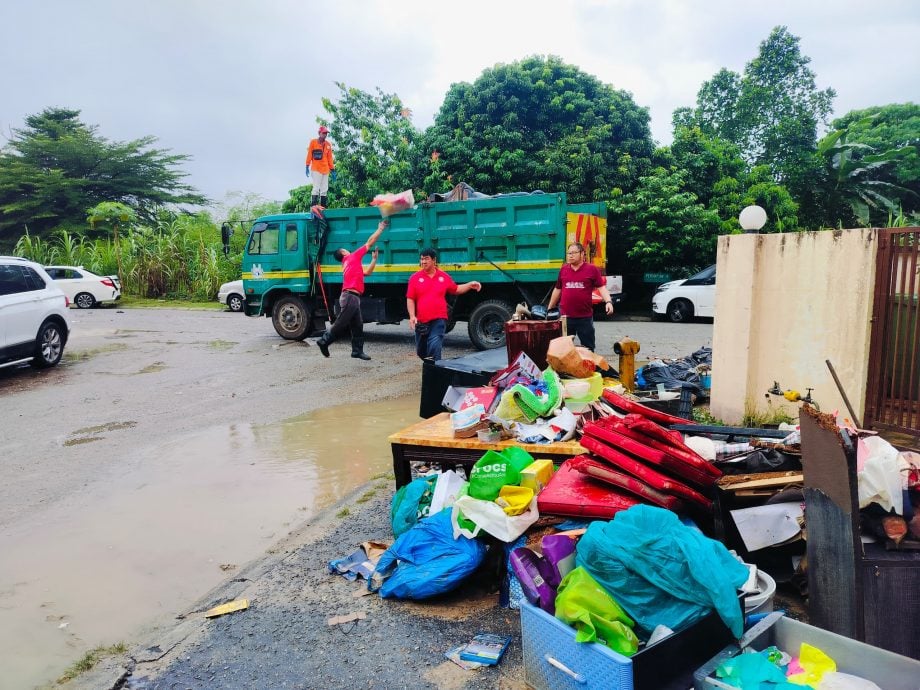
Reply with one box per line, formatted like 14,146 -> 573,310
468,300 -> 513,350
272,296 -> 312,340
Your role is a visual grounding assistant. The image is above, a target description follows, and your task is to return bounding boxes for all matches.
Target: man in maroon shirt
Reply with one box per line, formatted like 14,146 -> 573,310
406,248 -> 481,361
316,220 -> 387,360
546,242 -> 614,351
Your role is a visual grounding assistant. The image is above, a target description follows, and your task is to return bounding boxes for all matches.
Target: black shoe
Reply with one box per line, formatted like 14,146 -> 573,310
351,352 -> 371,360
317,339 -> 330,357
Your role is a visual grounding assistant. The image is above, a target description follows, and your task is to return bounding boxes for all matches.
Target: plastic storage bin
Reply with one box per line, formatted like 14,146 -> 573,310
521,598 -> 740,690
693,612 -> 920,690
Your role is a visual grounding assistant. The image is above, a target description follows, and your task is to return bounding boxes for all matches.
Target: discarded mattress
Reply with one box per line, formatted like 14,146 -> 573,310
537,460 -> 640,519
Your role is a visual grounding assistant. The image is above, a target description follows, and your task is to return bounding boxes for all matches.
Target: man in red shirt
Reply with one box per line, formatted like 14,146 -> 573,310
316,220 -> 387,360
306,125 -> 335,208
406,248 -> 481,361
546,242 -> 614,351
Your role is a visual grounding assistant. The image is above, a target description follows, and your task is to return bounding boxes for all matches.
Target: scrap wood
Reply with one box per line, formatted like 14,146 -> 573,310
750,438 -> 802,455
327,611 -> 367,626
718,472 -> 803,491
204,599 -> 249,618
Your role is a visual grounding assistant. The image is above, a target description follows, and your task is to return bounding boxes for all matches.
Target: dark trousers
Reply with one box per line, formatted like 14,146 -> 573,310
566,316 -> 596,351
326,291 -> 364,352
415,319 -> 447,361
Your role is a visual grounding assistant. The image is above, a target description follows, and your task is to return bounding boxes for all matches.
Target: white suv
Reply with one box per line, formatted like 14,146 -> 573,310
0,256 -> 72,369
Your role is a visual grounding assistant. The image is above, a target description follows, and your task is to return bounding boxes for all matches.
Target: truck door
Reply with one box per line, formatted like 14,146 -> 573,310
245,221 -> 281,288
280,221 -> 308,292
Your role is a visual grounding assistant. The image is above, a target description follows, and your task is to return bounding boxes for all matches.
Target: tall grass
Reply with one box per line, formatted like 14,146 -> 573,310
10,212 -> 241,300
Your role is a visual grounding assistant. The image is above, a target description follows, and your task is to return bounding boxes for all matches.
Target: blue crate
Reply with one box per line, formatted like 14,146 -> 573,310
521,600 -> 634,690
522,596 -> 741,690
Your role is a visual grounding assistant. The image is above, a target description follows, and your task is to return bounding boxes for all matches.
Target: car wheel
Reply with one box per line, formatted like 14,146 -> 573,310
74,292 -> 96,309
227,293 -> 244,312
468,299 -> 513,350
31,320 -> 65,368
667,298 -> 694,323
271,296 -> 312,340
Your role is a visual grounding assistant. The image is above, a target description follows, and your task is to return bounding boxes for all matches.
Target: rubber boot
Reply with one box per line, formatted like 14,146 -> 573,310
311,194 -> 319,207
316,331 -> 331,358
320,195 -> 328,208
351,338 -> 370,360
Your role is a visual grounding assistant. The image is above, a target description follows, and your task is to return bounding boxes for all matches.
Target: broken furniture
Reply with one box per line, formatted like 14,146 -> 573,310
388,412 -> 583,489
799,405 -> 920,659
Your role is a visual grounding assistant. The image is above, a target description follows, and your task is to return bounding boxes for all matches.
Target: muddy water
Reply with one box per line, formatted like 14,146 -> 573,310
0,395 -> 420,689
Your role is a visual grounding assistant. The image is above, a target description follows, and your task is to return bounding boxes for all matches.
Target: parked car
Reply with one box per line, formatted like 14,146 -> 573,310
217,280 -> 244,312
651,264 -> 716,322
44,265 -> 121,308
0,256 -> 71,369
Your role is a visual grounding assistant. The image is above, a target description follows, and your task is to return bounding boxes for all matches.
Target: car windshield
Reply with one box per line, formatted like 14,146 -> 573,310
687,265 -> 716,281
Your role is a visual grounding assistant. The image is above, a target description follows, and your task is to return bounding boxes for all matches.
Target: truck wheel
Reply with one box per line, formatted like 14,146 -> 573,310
468,300 -> 512,350
272,296 -> 312,340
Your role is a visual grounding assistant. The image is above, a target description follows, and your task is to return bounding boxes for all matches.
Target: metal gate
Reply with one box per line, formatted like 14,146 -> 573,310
865,227 -> 920,444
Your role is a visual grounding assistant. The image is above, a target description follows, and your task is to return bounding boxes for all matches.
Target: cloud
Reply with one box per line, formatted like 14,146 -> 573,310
1,0 -> 917,209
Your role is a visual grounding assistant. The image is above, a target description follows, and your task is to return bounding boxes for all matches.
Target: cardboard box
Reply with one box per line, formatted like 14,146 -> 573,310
522,597 -> 739,690
693,612 -> 920,690
520,459 -> 554,493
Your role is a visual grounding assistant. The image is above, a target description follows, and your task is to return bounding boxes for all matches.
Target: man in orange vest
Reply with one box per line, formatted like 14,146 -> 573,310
306,125 -> 335,208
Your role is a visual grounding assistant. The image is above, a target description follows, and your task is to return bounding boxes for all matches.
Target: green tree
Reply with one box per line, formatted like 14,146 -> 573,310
607,168 -> 721,275
424,55 -> 654,201
827,104 -> 920,218
0,108 -> 207,244
282,185 -> 314,213
688,27 -> 835,226
87,201 -> 136,284
319,84 -> 421,208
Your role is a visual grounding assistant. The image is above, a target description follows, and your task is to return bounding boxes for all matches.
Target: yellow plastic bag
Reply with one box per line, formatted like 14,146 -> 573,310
554,567 -> 639,655
787,642 -> 836,686
496,485 -> 535,516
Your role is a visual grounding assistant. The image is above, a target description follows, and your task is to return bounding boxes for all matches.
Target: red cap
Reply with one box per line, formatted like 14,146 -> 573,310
318,125 -> 329,134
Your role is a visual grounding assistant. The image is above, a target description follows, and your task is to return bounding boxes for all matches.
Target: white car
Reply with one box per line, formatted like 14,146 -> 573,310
44,265 -> 121,309
651,264 -> 716,322
0,256 -> 71,369
217,280 -> 244,312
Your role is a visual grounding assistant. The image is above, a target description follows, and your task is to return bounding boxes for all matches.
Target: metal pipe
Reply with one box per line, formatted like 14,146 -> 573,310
825,359 -> 862,428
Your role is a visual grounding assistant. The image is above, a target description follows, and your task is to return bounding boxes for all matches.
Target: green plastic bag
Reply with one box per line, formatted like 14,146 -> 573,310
468,447 -> 533,501
554,567 -> 640,656
390,474 -> 438,537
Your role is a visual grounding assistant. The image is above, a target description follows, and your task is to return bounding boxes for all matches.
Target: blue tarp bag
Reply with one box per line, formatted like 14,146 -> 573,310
576,504 -> 749,637
372,509 -> 487,599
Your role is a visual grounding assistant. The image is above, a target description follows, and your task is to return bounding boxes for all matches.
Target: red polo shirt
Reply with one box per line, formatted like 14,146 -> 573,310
407,269 -> 458,321
555,262 -> 603,318
342,245 -> 368,294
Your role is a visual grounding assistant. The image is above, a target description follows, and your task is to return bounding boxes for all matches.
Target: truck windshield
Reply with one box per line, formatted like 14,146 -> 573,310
247,222 -> 279,255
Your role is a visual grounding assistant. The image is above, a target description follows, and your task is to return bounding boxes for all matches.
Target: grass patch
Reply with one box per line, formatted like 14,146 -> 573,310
57,643 -> 127,683
208,340 -> 237,350
692,406 -> 725,425
355,489 -> 376,504
742,400 -> 796,427
117,296 -> 223,310
336,507 -> 350,518
370,471 -> 393,481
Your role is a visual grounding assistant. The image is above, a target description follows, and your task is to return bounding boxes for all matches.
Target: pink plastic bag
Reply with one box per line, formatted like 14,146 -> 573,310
369,189 -> 415,217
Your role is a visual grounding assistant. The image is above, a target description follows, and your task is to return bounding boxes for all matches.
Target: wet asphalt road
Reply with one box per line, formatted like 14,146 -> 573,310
0,307 -> 712,689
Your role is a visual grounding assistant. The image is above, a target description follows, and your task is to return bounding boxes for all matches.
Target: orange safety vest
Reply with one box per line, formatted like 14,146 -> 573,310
306,138 -> 334,174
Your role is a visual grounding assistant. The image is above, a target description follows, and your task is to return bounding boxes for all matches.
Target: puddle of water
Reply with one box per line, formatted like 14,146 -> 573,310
0,395 -> 419,688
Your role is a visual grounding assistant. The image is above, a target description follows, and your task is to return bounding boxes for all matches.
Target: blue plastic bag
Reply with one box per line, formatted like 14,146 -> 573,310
575,505 -> 749,637
390,474 -> 437,537
371,509 -> 487,599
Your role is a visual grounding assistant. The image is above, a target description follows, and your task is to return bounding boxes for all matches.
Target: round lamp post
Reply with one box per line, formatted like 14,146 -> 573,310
739,205 -> 767,234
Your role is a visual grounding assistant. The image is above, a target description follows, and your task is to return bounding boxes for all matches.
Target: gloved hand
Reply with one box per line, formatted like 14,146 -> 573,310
331,170 -> 338,182
305,165 -> 310,177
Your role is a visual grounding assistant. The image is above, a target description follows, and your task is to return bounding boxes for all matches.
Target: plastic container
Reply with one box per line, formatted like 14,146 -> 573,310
744,570 -> 776,615
693,612 -> 920,690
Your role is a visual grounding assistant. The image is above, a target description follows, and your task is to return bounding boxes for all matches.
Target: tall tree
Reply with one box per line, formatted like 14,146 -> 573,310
0,108 -> 207,244
424,56 -> 654,201
689,27 -> 835,226
319,84 -> 422,208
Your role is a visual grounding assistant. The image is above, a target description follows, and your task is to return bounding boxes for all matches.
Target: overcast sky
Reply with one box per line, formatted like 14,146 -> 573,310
2,0 -> 918,213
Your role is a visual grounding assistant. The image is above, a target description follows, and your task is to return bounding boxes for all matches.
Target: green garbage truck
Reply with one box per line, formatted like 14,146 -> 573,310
240,192 -> 618,350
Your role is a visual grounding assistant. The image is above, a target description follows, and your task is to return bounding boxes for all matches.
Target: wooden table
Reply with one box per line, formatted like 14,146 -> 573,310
388,412 -> 585,488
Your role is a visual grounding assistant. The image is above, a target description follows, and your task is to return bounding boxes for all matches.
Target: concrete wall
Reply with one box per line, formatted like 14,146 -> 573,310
710,229 -> 879,425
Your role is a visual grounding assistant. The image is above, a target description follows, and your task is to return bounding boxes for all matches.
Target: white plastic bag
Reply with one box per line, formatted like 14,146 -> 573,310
429,470 -> 466,514
451,495 -> 539,542
817,672 -> 882,690
857,436 -> 903,513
